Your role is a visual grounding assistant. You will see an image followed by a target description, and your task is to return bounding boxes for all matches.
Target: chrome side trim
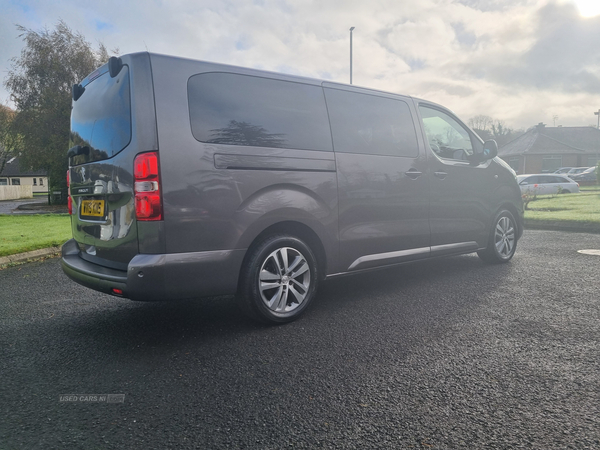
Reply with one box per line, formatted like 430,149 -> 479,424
430,241 -> 479,256
348,246 -> 430,271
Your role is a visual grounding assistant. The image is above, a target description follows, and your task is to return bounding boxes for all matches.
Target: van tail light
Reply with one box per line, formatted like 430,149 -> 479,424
67,170 -> 72,215
134,152 -> 162,221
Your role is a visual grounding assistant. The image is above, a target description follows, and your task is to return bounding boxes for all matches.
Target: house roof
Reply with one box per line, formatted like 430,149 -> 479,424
499,125 -> 600,157
0,157 -> 48,177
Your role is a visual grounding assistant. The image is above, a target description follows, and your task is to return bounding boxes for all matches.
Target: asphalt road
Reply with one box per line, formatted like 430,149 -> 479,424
1,230 -> 599,449
0,198 -> 42,215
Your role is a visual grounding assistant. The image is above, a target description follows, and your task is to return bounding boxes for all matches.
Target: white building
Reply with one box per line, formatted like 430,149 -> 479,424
0,157 -> 48,193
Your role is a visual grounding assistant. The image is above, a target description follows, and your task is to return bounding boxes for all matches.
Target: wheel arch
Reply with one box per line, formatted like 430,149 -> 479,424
242,221 -> 329,281
496,201 -> 523,240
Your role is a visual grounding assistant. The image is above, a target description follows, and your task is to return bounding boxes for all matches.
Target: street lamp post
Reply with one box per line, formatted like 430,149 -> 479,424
595,109 -> 600,167
350,27 -> 355,84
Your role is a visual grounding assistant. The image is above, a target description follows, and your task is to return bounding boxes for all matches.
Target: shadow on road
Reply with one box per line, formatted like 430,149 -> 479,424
47,252 -> 516,357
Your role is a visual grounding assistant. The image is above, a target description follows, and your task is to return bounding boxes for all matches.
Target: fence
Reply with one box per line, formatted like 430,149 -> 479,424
0,185 -> 33,201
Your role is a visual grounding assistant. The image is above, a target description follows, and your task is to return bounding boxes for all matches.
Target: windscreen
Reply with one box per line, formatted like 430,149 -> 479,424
70,65 -> 131,164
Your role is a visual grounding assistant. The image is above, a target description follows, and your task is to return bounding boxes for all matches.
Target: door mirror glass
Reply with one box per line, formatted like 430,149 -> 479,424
481,140 -> 498,159
469,139 -> 498,163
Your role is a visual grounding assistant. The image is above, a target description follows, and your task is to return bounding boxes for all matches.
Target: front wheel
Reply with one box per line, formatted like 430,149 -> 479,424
477,210 -> 517,263
237,235 -> 318,324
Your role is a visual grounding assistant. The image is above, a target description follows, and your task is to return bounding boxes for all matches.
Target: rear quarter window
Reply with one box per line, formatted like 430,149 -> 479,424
188,73 -> 332,152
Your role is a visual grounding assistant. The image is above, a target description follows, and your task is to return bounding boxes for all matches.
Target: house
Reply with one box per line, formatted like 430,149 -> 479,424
0,157 -> 48,193
498,123 -> 600,174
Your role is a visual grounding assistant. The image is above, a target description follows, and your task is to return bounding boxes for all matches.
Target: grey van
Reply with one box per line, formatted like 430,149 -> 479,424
62,52 -> 523,323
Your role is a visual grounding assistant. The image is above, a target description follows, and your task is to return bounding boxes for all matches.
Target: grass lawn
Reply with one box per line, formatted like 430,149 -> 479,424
525,192 -> 600,224
0,215 -> 72,257
0,193 -> 598,258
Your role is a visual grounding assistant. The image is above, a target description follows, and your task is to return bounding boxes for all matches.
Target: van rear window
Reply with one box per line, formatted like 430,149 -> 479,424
188,73 -> 332,152
70,66 -> 132,164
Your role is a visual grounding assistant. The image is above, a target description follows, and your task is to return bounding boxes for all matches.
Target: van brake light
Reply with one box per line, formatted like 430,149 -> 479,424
134,152 -> 162,221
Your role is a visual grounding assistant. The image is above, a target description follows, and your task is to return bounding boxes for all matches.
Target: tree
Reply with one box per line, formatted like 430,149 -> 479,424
490,120 -> 512,146
0,105 -> 18,174
468,115 -> 493,141
468,115 -> 522,147
3,21 -> 112,202
207,120 -> 287,147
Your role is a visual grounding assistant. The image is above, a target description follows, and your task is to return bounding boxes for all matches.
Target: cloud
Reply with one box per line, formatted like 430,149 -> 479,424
1,0 -> 600,129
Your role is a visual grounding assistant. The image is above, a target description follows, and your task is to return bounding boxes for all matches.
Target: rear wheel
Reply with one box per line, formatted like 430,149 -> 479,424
477,210 -> 517,263
237,235 -> 318,323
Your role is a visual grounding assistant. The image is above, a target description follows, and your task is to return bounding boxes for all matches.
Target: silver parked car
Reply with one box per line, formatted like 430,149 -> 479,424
517,174 -> 579,195
567,167 -> 590,176
570,166 -> 598,183
553,167 -> 573,174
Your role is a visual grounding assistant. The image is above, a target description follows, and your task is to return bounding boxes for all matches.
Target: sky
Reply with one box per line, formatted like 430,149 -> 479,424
1,0 -> 600,131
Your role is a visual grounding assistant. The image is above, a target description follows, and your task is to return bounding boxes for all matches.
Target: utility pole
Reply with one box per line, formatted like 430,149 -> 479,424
350,27 -> 355,84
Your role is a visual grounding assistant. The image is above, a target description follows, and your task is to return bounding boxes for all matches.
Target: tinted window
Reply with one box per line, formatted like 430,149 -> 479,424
324,88 -> 419,157
70,66 -> 131,163
188,73 -> 332,152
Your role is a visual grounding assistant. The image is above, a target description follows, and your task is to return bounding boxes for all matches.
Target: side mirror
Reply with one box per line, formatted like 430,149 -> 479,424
481,140 -> 498,159
468,139 -> 498,164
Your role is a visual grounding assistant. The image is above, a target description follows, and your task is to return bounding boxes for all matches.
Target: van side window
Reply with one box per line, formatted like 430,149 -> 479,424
419,106 -> 474,161
323,88 -> 419,157
188,73 -> 332,152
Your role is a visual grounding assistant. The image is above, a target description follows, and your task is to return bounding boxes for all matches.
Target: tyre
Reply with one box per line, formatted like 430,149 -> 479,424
237,235 -> 318,324
477,210 -> 517,263
561,189 -> 570,194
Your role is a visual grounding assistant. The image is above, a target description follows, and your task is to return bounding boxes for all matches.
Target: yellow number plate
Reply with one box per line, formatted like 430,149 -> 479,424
81,199 -> 105,217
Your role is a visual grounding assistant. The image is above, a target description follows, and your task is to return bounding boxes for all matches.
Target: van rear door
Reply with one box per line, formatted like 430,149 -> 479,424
68,53 -> 159,270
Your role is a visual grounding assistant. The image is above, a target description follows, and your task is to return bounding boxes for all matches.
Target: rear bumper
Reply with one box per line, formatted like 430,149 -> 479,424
61,239 -> 246,301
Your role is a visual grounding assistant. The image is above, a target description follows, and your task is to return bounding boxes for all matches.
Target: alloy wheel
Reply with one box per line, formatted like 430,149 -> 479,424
258,247 -> 311,313
494,216 -> 515,259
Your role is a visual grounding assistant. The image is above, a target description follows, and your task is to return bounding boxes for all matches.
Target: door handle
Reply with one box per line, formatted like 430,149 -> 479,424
405,170 -> 422,180
434,171 -> 448,180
